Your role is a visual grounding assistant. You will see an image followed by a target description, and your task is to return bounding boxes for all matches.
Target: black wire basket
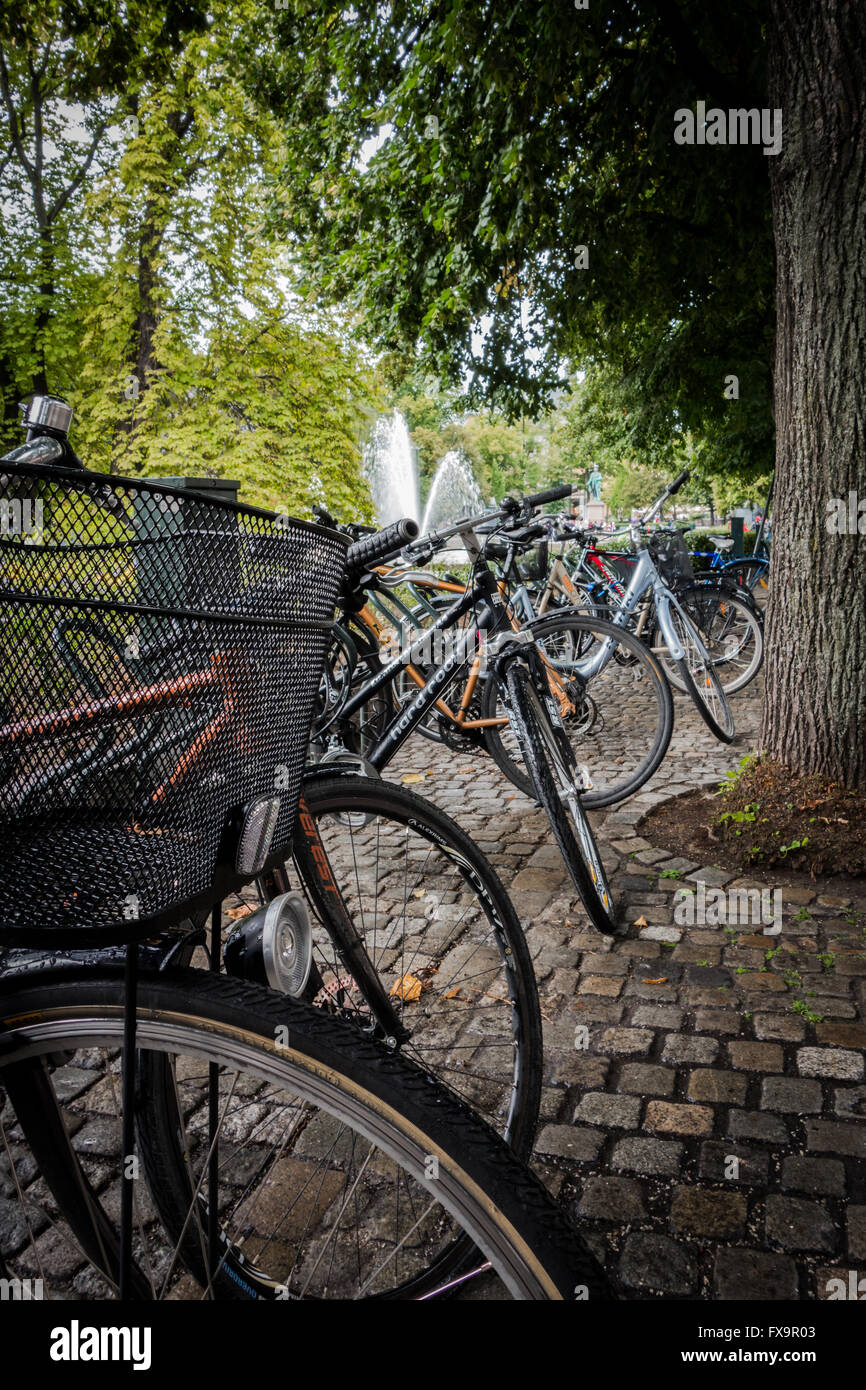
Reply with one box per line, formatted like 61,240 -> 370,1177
0,463 -> 347,943
648,530 -> 694,588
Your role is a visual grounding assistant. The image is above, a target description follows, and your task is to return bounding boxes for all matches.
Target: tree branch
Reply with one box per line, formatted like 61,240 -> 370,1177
48,117 -> 111,223
0,46 -> 36,181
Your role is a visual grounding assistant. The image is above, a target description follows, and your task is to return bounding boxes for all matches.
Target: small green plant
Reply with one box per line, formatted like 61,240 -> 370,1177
817,951 -> 835,971
764,945 -> 782,965
719,754 -> 756,794
718,803 -> 758,828
784,969 -> 803,990
659,868 -> 682,879
779,836 -> 809,857
792,999 -> 824,1024
793,906 -> 811,922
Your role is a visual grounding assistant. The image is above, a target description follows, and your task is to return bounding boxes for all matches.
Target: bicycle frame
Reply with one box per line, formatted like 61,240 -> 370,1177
0,652 -> 232,815
337,523 -> 602,770
563,541 -> 689,665
505,537 -> 688,672
340,577 -> 511,770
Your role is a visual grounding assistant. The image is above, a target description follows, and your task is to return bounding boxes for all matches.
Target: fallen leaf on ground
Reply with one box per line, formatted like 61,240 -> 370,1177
401,773 -> 425,784
643,977 -> 668,985
632,914 -> 648,927
389,973 -> 423,1002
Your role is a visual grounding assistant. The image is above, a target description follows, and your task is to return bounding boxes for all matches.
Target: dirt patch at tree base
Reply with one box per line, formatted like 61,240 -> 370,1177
641,758 -> 866,884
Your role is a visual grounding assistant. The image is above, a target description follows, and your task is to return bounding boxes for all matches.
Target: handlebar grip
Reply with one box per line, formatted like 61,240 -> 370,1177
512,519 -> 549,543
345,518 -> 420,575
667,469 -> 690,496
523,483 -> 573,508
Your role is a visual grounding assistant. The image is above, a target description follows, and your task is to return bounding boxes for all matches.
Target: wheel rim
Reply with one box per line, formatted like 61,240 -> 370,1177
0,1000 -> 553,1300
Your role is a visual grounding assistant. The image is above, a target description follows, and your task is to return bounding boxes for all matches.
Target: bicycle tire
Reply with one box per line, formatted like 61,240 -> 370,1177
287,773 -> 543,1158
0,969 -> 611,1301
662,599 -> 735,743
481,613 -> 674,809
720,557 -> 769,604
658,587 -> 763,695
504,662 -> 616,935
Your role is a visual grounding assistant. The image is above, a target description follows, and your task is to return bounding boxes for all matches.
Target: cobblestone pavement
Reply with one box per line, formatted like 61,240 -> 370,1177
386,677 -> 866,1301
3,674 -> 864,1300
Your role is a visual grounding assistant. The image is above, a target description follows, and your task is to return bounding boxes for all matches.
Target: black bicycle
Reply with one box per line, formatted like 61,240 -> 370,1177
0,398 -> 610,1301
316,489 -> 632,934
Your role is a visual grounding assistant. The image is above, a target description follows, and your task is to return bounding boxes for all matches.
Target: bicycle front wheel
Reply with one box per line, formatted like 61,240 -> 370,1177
660,598 -> 736,742
504,661 -> 616,935
661,586 -> 763,694
482,613 -> 674,809
0,969 -> 608,1301
285,774 -> 543,1155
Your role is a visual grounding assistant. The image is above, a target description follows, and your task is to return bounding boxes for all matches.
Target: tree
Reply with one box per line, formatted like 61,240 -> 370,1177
271,0 -> 865,789
0,1 -> 378,516
0,1 -> 209,434
761,3 -> 866,788
270,0 -> 774,475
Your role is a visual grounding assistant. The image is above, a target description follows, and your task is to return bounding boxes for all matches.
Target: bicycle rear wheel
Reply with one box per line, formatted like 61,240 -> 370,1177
504,661 -> 616,935
0,969 -> 610,1300
721,557 -> 769,605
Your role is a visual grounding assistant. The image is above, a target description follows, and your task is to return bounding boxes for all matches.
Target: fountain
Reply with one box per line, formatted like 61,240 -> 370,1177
363,410 -> 420,527
421,450 -> 484,533
364,413 -> 483,562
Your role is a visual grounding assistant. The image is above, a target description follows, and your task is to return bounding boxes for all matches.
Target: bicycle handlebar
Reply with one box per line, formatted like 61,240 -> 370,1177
520,483 -> 573,509
640,468 -> 692,524
406,484 -> 574,556
345,518 -> 420,576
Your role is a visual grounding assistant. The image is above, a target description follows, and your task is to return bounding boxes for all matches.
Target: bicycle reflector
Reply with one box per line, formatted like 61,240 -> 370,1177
235,793 -> 281,875
223,891 -> 313,997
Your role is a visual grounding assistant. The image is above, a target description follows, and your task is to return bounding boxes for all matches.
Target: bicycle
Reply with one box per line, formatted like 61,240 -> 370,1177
315,487 -> 638,933
555,471 -> 740,741
1,438 -> 545,1168
568,525 -> 764,697
0,397 -> 611,1300
315,500 -> 674,816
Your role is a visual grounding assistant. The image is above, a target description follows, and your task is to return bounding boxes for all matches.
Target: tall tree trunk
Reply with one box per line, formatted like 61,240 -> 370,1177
33,223 -> 55,396
135,198 -> 163,387
762,1 -> 866,790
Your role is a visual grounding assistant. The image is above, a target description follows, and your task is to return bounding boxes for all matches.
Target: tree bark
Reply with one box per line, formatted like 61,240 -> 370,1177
762,1 -> 866,789
135,198 -> 163,387
131,109 -> 191,399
